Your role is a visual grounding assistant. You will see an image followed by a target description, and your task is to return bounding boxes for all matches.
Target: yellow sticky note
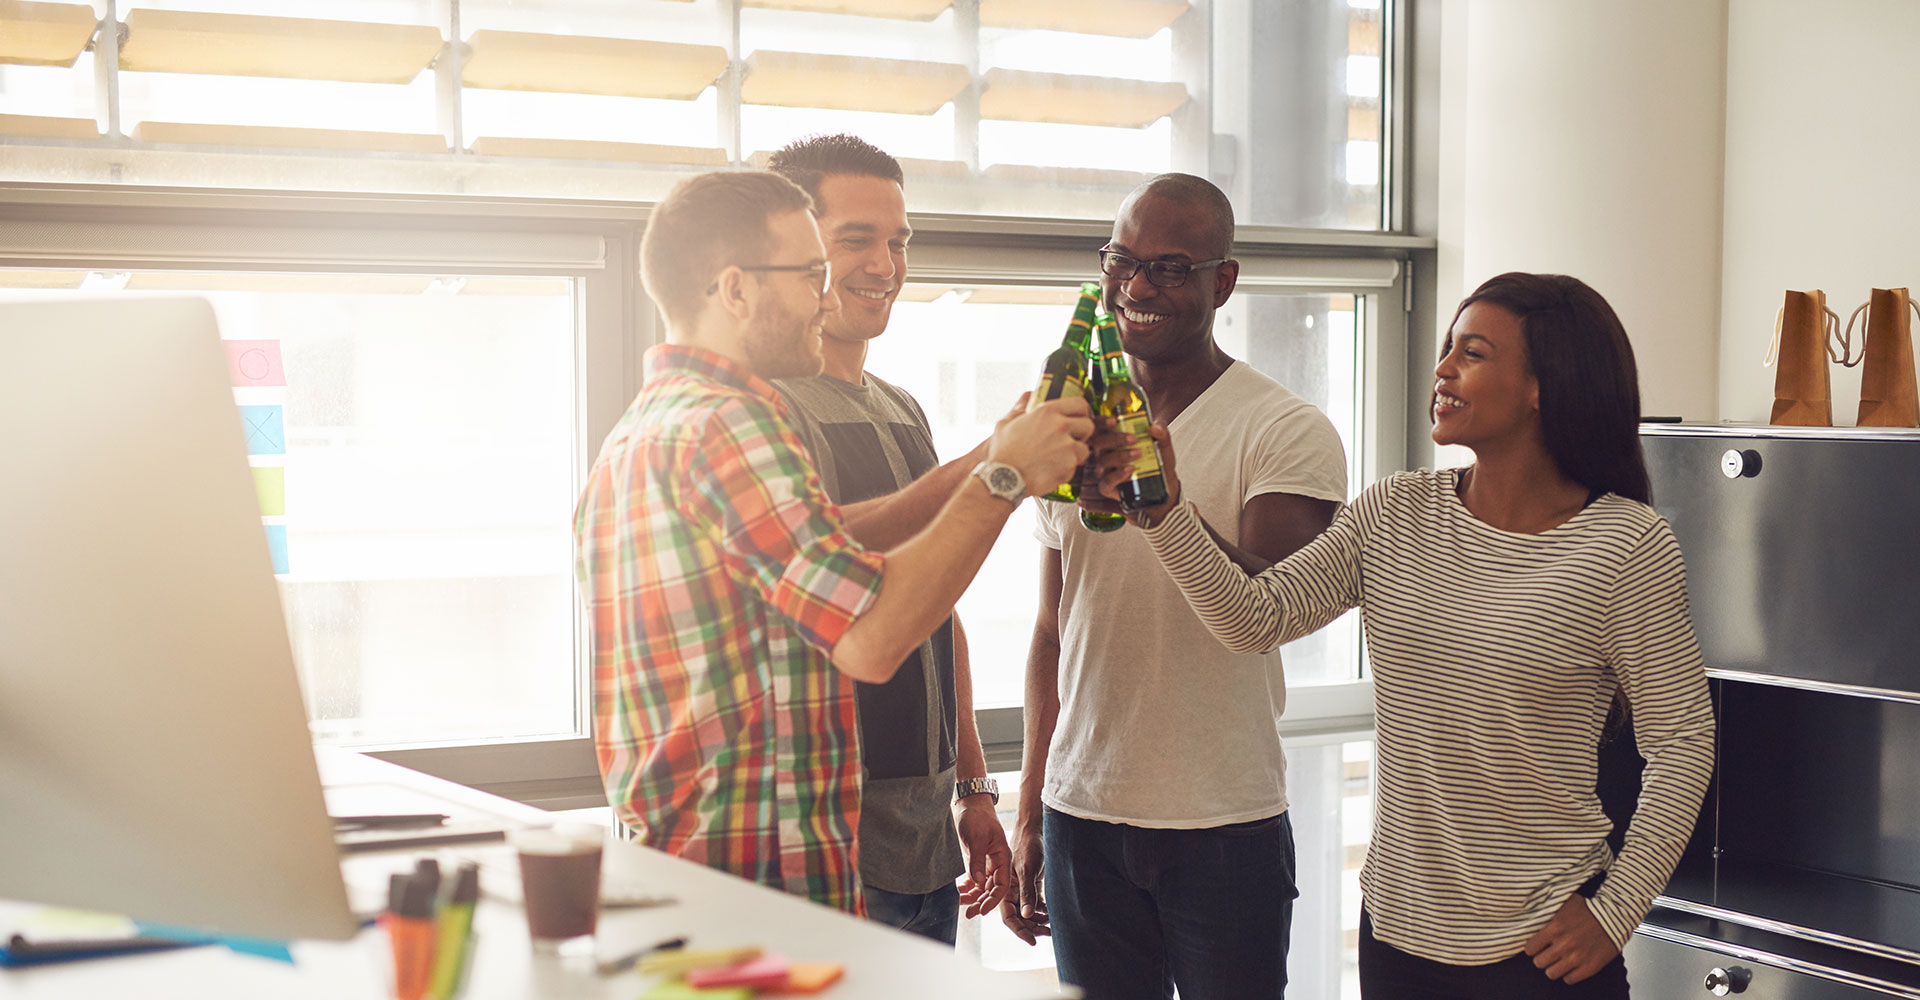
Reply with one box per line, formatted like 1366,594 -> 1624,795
251,466 -> 286,517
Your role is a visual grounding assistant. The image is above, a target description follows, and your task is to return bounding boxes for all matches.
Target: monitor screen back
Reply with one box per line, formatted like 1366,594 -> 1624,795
0,297 -> 358,941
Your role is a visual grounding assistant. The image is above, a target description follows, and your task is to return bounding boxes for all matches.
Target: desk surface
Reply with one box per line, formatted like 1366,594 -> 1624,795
0,750 -> 1072,1000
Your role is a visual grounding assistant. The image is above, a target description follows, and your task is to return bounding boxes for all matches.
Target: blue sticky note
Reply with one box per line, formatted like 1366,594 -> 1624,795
239,405 -> 285,455
264,524 -> 289,575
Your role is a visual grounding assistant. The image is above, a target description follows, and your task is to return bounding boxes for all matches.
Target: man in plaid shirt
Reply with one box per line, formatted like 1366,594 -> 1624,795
576,170 -> 1091,913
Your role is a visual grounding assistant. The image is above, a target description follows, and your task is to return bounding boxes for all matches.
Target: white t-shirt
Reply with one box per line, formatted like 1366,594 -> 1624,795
1034,360 -> 1347,828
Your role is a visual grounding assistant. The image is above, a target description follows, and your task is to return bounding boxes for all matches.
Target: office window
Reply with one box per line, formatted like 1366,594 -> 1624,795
0,267 -> 583,746
0,0 -> 1391,228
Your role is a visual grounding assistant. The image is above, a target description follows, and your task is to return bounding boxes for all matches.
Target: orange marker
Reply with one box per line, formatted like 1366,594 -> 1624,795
387,874 -> 438,1000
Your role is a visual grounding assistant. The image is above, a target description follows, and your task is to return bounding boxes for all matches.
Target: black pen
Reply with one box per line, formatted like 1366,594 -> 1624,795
596,935 -> 688,976
331,813 -> 450,830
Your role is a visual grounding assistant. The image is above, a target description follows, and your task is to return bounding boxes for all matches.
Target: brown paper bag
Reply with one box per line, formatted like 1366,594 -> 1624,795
1766,289 -> 1850,426
1847,287 -> 1920,427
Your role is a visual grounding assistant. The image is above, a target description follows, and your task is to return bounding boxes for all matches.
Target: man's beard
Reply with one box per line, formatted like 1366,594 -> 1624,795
743,304 -> 824,380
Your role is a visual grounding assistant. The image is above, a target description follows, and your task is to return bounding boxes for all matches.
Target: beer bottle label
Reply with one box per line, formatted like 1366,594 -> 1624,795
1115,412 -> 1162,478
1031,371 -> 1084,409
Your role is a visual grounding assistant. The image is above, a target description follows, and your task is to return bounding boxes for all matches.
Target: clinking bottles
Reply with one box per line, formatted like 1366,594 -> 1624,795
1032,283 -> 1101,502
1092,312 -> 1169,519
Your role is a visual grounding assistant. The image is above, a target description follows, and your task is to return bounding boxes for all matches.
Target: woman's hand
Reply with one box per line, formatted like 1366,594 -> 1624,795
1089,420 -> 1181,528
1522,894 -> 1620,985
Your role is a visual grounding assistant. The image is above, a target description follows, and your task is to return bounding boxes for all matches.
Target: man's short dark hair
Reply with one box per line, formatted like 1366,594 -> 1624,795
767,133 -> 904,209
1129,172 -> 1236,258
641,170 -> 813,331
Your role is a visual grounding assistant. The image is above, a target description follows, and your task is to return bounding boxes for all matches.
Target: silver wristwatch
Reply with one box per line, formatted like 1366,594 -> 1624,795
955,776 -> 1000,804
970,461 -> 1025,505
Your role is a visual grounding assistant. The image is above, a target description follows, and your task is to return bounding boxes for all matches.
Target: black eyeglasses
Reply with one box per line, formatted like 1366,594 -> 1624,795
1097,248 -> 1229,288
705,261 -> 833,298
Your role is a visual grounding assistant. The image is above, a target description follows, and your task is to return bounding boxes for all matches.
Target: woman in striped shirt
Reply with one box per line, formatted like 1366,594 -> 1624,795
1096,272 -> 1714,998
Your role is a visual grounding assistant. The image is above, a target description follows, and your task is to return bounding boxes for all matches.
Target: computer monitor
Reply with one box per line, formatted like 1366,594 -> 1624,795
0,297 -> 360,941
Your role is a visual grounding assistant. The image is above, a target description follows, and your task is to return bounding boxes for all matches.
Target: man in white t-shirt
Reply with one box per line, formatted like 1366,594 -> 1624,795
1001,174 -> 1348,999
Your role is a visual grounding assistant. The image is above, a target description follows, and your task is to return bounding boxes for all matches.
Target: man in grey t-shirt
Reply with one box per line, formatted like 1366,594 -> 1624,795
769,134 -> 1011,942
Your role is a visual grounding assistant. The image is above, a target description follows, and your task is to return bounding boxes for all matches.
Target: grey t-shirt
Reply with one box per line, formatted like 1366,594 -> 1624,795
773,372 -> 964,895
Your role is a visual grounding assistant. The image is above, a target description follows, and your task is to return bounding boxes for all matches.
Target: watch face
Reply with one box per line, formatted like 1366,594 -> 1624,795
989,466 -> 1022,495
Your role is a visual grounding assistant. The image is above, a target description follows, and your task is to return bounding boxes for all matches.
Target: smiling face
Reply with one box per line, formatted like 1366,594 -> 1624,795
813,173 -> 909,349
1431,301 -> 1541,450
1100,190 -> 1237,366
741,208 -> 840,380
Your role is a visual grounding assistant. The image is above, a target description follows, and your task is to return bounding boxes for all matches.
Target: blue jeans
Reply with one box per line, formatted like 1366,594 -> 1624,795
864,881 -> 960,945
1044,806 -> 1298,1000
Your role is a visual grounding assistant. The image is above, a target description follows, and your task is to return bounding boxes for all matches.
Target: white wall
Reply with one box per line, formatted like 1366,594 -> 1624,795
1434,0 -> 1729,462
1718,0 -> 1920,425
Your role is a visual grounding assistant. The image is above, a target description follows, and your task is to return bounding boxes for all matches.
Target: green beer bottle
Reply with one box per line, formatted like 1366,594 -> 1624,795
1079,314 -> 1128,533
1033,283 -> 1101,502
1096,312 -> 1169,512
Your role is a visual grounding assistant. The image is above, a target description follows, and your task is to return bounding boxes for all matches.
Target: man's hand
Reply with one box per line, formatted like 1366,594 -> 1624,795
998,819 -> 1050,945
989,396 -> 1092,500
954,796 -> 1011,919
1090,421 -> 1180,528
1522,894 -> 1620,984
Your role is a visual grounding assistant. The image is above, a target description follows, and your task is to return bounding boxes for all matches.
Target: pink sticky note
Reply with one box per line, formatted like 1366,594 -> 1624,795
224,340 -> 286,387
685,954 -> 790,990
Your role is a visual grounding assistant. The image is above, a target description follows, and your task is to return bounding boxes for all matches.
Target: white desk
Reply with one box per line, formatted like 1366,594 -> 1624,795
0,751 -> 1073,1000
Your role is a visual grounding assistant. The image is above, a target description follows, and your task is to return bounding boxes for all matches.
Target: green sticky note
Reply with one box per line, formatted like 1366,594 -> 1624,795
636,980 -> 753,1000
252,466 -> 285,517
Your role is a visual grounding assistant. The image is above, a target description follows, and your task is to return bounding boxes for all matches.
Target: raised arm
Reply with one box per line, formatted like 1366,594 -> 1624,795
831,398 -> 1090,682
834,436 -> 990,550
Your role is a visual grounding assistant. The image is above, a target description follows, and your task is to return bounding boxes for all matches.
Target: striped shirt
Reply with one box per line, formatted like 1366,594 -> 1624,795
1142,468 -> 1714,963
575,344 -> 884,913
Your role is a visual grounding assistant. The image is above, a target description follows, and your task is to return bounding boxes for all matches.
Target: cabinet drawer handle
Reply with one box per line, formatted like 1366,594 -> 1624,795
1704,966 -> 1751,995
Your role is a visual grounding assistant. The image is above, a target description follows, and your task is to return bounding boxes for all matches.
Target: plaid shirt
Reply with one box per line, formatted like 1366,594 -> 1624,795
575,344 -> 883,913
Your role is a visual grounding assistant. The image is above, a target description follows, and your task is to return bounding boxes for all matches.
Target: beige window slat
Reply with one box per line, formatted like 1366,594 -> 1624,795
132,121 -> 449,154
978,0 -> 1189,39
467,136 -> 728,165
116,9 -> 442,84
0,268 -> 86,289
983,162 -> 1147,191
0,113 -> 100,141
741,50 -> 968,115
979,68 -> 1186,128
748,148 -> 972,183
894,284 -> 953,302
1348,15 -> 1381,56
0,1 -> 98,67
741,0 -> 952,20
1348,106 -> 1379,141
123,272 -> 431,294
461,30 -> 727,100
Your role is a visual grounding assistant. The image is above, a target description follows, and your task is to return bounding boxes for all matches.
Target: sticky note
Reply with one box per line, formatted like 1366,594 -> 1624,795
238,405 -> 285,455
252,467 -> 286,517
636,982 -> 752,1000
264,524 -> 288,576
777,961 -> 845,994
685,954 -> 788,990
224,340 -> 286,387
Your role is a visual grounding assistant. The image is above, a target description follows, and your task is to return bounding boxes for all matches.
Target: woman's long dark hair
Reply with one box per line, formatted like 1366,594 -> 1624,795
1449,272 -> 1653,504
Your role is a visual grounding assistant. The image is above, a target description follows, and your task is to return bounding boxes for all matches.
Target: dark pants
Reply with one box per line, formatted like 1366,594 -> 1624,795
1359,910 -> 1630,1000
1044,806 -> 1298,1000
864,881 -> 959,945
